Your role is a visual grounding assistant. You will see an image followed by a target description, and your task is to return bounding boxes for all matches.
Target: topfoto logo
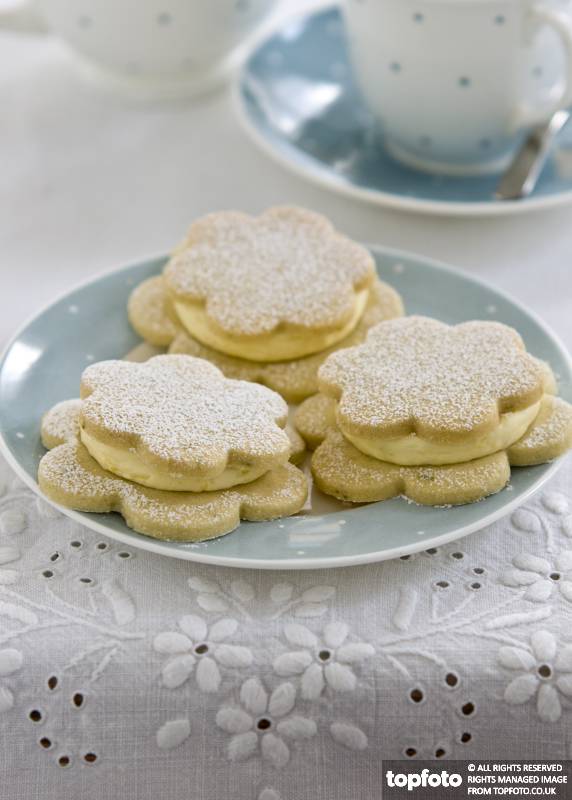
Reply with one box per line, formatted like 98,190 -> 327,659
386,769 -> 463,791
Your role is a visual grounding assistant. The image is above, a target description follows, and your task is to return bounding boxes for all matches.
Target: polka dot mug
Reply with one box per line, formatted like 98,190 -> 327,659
343,0 -> 572,175
0,0 -> 276,98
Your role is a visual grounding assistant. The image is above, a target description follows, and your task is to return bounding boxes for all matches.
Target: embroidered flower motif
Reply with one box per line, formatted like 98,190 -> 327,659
156,718 -> 191,750
0,648 -> 23,713
258,788 -> 281,800
216,678 -> 316,767
273,622 -> 374,699
541,491 -> 569,515
501,551 -> 572,602
186,577 -> 337,620
510,508 -> 541,534
330,722 -> 368,750
499,630 -> 572,722
0,546 -> 20,585
0,508 -> 26,536
0,491 -> 26,583
187,576 -> 256,615
153,615 -> 252,692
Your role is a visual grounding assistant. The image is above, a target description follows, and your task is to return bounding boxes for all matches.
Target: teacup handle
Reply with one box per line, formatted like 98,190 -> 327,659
0,1 -> 46,33
512,4 -> 572,131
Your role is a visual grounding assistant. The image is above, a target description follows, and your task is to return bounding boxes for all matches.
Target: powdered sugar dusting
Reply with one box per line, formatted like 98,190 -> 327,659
168,278 -> 404,403
80,355 -> 291,476
127,275 -> 178,346
164,207 -> 375,336
41,399 -> 82,447
294,394 -> 336,449
319,317 -> 545,438
38,441 -> 308,542
519,406 -> 568,449
41,441 -> 120,500
509,396 -> 572,459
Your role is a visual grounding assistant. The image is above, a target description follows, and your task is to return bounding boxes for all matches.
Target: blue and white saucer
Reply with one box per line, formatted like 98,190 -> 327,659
236,5 -> 572,216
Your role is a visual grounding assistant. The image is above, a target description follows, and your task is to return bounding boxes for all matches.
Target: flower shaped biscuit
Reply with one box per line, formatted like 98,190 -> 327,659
128,275 -> 404,403
319,316 -> 548,465
38,399 -> 308,542
41,395 -> 305,467
79,355 -> 292,492
295,392 -> 572,506
163,207 -> 377,361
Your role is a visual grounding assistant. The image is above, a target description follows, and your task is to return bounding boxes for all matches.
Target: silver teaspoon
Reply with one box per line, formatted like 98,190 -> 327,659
495,109 -> 571,201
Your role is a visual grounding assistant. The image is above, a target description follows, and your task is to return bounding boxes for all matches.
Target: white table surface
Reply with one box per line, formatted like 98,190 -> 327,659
1,3 -> 572,799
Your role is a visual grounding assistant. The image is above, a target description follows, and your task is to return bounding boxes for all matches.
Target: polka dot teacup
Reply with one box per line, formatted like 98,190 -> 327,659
343,0 -> 572,175
1,0 -> 276,98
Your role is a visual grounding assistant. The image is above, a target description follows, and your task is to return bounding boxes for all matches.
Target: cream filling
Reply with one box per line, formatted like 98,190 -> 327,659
172,288 -> 370,362
342,401 -> 542,466
80,429 -> 269,492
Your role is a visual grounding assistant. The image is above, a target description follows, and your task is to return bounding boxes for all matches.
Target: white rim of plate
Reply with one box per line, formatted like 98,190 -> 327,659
0,246 -> 570,569
233,3 -> 572,218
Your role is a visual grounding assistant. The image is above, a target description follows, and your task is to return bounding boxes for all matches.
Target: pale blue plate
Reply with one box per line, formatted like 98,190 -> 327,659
0,247 -> 570,568
236,6 -> 572,217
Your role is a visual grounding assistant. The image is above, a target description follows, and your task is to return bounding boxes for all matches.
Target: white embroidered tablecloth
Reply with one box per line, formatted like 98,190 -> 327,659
0,454 -> 571,800
2,0 -> 572,796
